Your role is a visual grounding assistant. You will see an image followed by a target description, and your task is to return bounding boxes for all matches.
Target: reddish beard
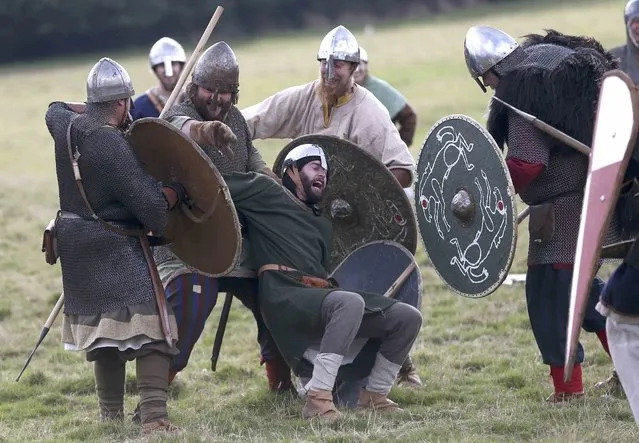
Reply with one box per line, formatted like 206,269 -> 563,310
317,75 -> 353,106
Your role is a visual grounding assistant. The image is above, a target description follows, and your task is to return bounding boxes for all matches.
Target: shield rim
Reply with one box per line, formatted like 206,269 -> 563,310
127,117 -> 242,277
272,134 -> 418,263
329,239 -> 423,303
413,113 -> 518,298
564,70 -> 639,378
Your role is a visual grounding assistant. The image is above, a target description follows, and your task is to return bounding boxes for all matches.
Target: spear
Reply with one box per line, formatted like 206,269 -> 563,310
491,96 -> 591,156
490,96 -> 591,226
16,293 -> 64,381
159,6 -> 225,118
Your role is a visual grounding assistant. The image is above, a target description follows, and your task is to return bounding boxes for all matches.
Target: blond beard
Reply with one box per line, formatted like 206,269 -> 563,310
317,76 -> 354,107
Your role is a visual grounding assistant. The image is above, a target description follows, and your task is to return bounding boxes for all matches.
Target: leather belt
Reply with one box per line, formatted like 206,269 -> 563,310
258,264 -> 297,276
58,211 -> 83,219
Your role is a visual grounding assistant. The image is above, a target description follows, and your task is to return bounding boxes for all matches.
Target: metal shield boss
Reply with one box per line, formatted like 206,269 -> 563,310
126,117 -> 241,276
415,114 -> 517,298
330,240 -> 422,308
273,134 -> 417,271
564,71 -> 639,379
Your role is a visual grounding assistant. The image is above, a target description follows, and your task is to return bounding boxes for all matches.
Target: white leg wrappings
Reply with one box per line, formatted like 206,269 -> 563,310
366,353 -> 402,394
306,353 -> 343,392
607,317 -> 639,424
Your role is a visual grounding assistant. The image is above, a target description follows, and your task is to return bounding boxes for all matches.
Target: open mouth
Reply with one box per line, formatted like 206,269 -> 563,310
311,179 -> 324,191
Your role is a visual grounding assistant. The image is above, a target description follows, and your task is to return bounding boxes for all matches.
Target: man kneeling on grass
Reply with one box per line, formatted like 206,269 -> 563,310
223,143 -> 422,421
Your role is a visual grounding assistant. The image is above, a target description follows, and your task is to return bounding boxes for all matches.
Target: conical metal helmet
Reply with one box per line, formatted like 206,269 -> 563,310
86,57 -> 135,103
359,46 -> 369,64
317,25 -> 360,63
625,0 -> 639,47
626,0 -> 639,23
192,41 -> 239,97
149,37 -> 186,77
464,26 -> 519,92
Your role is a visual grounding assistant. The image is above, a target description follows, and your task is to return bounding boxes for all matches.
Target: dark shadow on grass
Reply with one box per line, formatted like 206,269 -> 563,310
0,305 -> 11,321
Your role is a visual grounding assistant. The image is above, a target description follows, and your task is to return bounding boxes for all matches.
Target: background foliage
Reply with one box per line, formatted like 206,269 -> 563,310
2,0 -> 525,63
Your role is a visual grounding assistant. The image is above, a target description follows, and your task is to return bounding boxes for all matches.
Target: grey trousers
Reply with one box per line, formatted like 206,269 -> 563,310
317,290 -> 422,366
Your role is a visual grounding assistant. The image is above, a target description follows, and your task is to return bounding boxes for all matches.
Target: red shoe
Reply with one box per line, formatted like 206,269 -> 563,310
548,364 -> 584,403
264,355 -> 294,393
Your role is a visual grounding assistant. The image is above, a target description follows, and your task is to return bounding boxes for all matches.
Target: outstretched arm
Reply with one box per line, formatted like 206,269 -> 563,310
392,104 -> 417,147
241,84 -> 307,140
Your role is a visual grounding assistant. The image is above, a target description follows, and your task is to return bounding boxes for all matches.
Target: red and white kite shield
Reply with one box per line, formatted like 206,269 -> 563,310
564,70 -> 639,380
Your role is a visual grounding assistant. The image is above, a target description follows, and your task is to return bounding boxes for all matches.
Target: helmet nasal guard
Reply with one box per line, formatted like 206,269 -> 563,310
192,41 -> 239,104
317,25 -> 360,81
149,37 -> 186,77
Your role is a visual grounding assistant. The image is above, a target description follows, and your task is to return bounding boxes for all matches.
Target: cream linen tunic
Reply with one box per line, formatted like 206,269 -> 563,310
242,80 -> 415,183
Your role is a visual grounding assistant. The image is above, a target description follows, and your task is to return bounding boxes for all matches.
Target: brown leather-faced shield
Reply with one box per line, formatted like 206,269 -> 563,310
126,117 -> 241,276
564,71 -> 639,380
273,135 -> 417,271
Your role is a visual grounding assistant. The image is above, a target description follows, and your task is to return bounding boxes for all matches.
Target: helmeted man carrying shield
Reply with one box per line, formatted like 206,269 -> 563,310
464,27 -> 619,401
45,57 -> 190,433
156,41 -> 285,391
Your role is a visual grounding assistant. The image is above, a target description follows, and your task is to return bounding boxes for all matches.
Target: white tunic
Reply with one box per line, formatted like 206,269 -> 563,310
242,80 -> 415,182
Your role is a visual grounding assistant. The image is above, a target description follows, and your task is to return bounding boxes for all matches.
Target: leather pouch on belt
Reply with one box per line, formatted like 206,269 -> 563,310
42,218 -> 58,265
529,202 -> 555,244
300,275 -> 331,288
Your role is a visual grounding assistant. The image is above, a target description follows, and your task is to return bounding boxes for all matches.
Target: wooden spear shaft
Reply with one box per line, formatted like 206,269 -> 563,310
16,293 -> 65,381
491,96 -> 591,156
159,6 -> 225,119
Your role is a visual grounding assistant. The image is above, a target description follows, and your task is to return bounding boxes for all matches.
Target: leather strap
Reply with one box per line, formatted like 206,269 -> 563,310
146,89 -> 165,114
65,116 -> 145,237
138,234 -> 173,345
258,264 -> 297,276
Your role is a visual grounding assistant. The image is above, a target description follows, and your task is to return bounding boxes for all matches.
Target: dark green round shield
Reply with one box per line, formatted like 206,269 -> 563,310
414,114 -> 517,298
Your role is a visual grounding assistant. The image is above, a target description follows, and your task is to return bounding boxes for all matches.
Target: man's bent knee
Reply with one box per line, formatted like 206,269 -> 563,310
323,290 -> 365,317
389,302 -> 422,333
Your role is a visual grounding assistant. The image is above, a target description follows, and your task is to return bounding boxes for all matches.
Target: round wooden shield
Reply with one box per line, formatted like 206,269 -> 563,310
273,134 -> 417,271
329,240 -> 422,308
127,118 -> 241,276
414,114 -> 517,298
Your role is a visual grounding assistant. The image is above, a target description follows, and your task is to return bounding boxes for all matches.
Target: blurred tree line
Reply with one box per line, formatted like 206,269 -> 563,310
0,0 -> 507,64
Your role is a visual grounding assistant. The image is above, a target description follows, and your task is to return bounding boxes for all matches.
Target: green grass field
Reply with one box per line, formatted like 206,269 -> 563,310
1,0 -> 639,441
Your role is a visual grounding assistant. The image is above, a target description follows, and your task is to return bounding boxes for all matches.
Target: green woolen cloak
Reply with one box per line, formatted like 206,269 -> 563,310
224,172 -> 397,380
